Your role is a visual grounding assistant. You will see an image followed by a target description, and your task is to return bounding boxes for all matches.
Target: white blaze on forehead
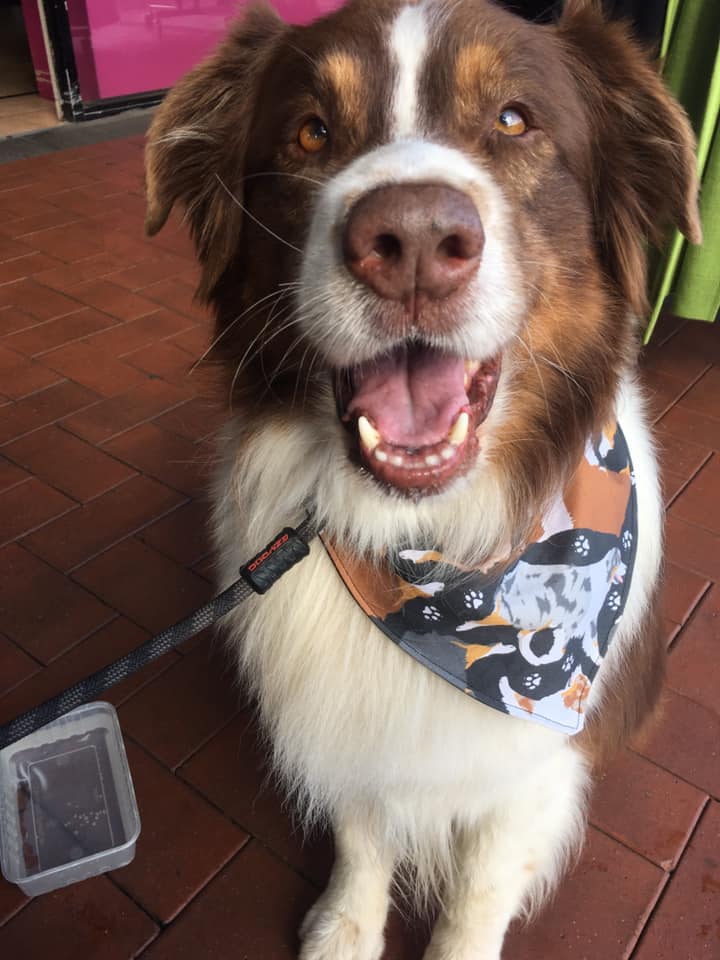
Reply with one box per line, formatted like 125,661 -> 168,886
390,3 -> 429,138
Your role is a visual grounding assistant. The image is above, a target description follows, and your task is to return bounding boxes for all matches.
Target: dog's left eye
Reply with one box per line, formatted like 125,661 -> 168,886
494,107 -> 528,137
298,117 -> 329,153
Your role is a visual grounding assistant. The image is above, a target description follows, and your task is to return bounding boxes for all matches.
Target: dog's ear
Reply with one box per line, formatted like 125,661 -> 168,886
558,0 -> 701,315
145,3 -> 285,294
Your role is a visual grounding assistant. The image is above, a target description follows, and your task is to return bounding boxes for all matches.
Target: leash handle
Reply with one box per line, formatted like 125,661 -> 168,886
0,514 -> 318,751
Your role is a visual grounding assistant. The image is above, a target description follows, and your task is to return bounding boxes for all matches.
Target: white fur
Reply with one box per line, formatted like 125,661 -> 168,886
390,4 -> 430,138
299,138 -> 525,372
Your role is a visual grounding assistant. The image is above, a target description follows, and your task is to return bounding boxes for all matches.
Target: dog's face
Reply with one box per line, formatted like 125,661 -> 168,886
146,0 -> 699,512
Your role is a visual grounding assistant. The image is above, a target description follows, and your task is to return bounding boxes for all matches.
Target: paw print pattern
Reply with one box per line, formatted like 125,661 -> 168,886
422,605 -> 441,622
523,673 -> 542,690
630,471 -> 636,486
464,590 -> 484,610
622,530 -> 633,550
607,591 -> 622,611
573,535 -> 590,557
562,654 -> 575,673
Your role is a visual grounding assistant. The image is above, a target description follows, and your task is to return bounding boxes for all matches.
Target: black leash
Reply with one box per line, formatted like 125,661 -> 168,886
0,514 -> 317,751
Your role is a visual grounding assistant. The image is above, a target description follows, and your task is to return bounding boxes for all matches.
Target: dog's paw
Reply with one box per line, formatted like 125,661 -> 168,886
299,899 -> 385,960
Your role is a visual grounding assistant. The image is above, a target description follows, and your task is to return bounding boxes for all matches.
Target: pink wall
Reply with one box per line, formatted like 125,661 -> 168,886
21,0 -> 55,101
66,0 -> 344,102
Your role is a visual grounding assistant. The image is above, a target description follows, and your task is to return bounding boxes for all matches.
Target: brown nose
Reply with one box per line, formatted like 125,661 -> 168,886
343,183 -> 484,305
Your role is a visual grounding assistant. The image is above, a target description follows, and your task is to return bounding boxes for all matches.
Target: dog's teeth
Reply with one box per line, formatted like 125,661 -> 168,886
425,454 -> 440,467
464,361 -> 480,389
448,411 -> 469,446
440,445 -> 455,461
374,449 -> 388,462
357,415 -> 380,453
390,454 -> 404,467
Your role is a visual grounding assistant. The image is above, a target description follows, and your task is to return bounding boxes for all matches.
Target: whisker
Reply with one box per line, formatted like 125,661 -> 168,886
214,173 -> 302,254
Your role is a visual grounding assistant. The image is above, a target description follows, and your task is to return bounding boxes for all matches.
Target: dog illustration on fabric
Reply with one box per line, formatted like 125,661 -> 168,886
324,421 -> 636,735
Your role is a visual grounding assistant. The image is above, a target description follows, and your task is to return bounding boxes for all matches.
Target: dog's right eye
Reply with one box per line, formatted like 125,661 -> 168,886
298,117 -> 329,154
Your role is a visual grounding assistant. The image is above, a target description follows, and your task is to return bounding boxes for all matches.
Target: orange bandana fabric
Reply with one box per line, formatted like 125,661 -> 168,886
322,423 -> 636,735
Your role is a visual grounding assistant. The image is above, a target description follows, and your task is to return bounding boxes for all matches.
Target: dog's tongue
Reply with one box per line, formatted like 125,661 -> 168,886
347,345 -> 467,447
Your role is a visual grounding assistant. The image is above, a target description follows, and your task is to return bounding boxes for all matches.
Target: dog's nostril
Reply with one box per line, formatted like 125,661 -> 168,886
374,233 -> 402,261
438,234 -> 465,260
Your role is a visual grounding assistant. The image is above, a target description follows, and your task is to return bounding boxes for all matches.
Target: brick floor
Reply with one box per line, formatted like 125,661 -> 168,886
0,137 -> 718,959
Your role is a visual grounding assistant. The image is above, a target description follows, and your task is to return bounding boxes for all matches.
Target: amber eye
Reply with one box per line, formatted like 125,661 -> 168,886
494,107 -> 528,137
298,117 -> 329,153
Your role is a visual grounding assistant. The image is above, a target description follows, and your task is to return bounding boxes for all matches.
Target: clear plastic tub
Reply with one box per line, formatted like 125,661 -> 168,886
0,702 -> 140,896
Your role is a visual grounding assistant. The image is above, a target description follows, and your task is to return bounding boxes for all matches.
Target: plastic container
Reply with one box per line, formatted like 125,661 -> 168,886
0,702 -> 140,896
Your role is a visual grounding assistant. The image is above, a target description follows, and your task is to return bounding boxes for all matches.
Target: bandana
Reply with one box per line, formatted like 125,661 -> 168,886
322,422 -> 637,735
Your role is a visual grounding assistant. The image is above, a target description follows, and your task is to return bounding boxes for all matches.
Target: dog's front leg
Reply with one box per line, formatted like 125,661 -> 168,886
424,750 -> 586,960
299,813 -> 395,960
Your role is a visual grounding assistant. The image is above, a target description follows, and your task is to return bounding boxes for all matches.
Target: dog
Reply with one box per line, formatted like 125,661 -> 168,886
144,1 -> 701,957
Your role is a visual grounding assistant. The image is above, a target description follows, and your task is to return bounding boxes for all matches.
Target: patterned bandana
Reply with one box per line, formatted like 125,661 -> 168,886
322,422 -> 637,735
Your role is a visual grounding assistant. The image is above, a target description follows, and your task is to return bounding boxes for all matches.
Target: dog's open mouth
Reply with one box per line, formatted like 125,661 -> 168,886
336,342 -> 501,494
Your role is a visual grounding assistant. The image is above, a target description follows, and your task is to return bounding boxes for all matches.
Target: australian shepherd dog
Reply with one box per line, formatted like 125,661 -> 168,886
144,1 -> 700,957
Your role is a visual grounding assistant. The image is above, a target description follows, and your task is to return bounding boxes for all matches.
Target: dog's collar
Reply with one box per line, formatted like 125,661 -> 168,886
321,422 -> 637,735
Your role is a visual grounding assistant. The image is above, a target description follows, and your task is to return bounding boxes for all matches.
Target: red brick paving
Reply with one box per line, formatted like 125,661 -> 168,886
0,137 -> 718,958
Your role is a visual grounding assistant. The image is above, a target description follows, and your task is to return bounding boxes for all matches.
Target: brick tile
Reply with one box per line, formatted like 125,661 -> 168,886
179,711 -> 333,886
0,478 -> 76,546
0,252 -> 62,285
61,379 -> 189,444
112,742 -> 247,922
678,366 -> 720,419
666,587 -> 719,710
661,616 -> 681,649
153,396 -> 225,442
193,554 -> 216,583
119,641 -> 238,768
0,876 -> 27,927
661,562 -> 710,626
4,306 -> 119,357
0,278 -> 83,321
659,404 -> 720,452
0,344 -> 64,398
18,223 -> 106,262
0,876 -> 157,960
590,749 -> 707,869
73,537 -> 212,636
124,338 -> 196,386
505,827 -> 665,960
643,368 -> 695,422
0,618 -> 178,726
103,422 -> 208,498
0,633 -> 39,698
41,339 -> 147,397
0,306 -> 42,335
670,455 -> 720,535
0,380 -> 99,444
170,323 -> 211,359
23,474 -> 185,571
43,185 -> 127,217
0,208 -> 80,240
633,802 -> 719,960
655,418 -> 713,485
140,276 -> 209,322
4,424 -> 136,501
0,456 -> 28,493
0,187 -> 61,220
662,468 -> 688,506
663,318 -> 720,365
66,278 -> 162,322
0,237 -> 36,263
106,254 -> 195,291
34,251 -> 129,292
83,307 -> 196,357
636,689 -> 720,799
0,544 -> 114,663
665,515 -> 720,582
140,843 -> 315,960
137,499 -> 212,566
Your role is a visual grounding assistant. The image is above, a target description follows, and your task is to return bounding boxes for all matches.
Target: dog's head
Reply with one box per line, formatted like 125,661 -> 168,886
145,0 -> 699,532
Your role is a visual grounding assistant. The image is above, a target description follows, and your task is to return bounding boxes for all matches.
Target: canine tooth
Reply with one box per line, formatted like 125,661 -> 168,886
440,445 -> 455,461
448,411 -> 469,446
464,361 -> 480,389
425,454 -> 441,467
375,449 -> 388,462
357,415 -> 380,452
